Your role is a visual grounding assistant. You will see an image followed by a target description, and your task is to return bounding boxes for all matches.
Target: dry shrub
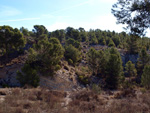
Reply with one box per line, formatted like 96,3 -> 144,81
23,101 -> 32,109
28,94 -> 37,101
106,100 -> 133,113
50,90 -> 67,98
114,88 -> 136,99
105,91 -> 150,113
67,89 -> 150,113
1,88 -> 150,113
72,90 -> 98,102
30,88 -> 65,110
13,107 -> 25,113
68,102 -> 96,113
79,102 -> 96,112
68,90 -> 104,113
11,88 -> 22,95
106,99 -> 149,113
0,88 -> 65,113
140,92 -> 150,106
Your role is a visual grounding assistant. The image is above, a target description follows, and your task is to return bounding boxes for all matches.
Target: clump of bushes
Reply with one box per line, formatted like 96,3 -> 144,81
16,64 -> 40,87
0,88 -> 65,113
76,70 -> 89,85
64,44 -> 81,65
27,37 -> 64,76
141,65 -> 150,89
91,84 -> 101,94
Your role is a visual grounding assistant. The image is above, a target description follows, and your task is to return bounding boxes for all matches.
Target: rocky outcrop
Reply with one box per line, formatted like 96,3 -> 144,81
0,63 -> 23,87
83,44 -> 139,66
121,53 -> 139,66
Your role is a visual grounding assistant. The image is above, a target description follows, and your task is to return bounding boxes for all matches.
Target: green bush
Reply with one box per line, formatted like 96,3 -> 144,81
105,47 -> 123,89
76,70 -> 89,85
66,38 -> 81,49
108,39 -> 115,47
68,59 -> 73,65
16,64 -> 40,87
125,61 -> 137,77
91,84 -> 101,94
27,37 -> 64,76
137,47 -> 150,76
65,45 -> 81,65
78,75 -> 89,85
122,80 -> 132,89
141,65 -> 150,89
87,48 -> 99,75
0,26 -> 26,58
140,88 -> 147,94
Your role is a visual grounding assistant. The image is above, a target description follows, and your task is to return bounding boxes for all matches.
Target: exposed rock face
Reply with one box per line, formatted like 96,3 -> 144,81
121,53 -> 139,66
40,66 -> 82,91
0,63 -> 23,87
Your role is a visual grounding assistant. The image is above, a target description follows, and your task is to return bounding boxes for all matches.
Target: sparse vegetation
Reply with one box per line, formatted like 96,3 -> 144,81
1,88 -> 150,113
0,88 -> 65,113
1,0 -> 150,112
0,23 -> 150,112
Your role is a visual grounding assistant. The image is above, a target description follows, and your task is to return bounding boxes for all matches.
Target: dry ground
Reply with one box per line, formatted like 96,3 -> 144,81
0,87 -> 150,113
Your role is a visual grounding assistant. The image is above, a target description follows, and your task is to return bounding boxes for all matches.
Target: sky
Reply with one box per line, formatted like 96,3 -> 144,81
0,0 -> 132,33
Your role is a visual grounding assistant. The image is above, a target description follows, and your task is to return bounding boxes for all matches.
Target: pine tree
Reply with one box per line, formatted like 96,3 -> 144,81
64,44 -> 81,65
27,37 -> 64,76
137,47 -> 150,76
0,26 -> 26,61
105,47 -> 123,89
87,48 -> 99,75
108,39 -> 115,47
141,65 -> 150,89
97,50 -> 106,75
125,61 -> 137,77
127,36 -> 139,54
112,0 -> 150,36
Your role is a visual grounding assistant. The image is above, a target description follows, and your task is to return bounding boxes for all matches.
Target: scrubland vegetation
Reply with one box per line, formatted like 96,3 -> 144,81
1,87 -> 150,113
0,0 -> 150,112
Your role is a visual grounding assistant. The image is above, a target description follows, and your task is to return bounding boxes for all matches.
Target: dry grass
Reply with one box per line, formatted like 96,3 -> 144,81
67,90 -> 106,113
0,88 -> 66,113
67,89 -> 150,113
0,88 -> 150,113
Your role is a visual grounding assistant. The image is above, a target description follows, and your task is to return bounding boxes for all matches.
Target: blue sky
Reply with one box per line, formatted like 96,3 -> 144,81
0,0 -> 126,32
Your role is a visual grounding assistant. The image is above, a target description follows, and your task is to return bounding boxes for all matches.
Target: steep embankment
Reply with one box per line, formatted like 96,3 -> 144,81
0,55 -> 26,87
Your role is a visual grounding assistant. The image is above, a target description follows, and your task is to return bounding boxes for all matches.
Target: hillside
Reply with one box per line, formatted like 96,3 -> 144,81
0,42 -> 141,89
0,25 -> 150,113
